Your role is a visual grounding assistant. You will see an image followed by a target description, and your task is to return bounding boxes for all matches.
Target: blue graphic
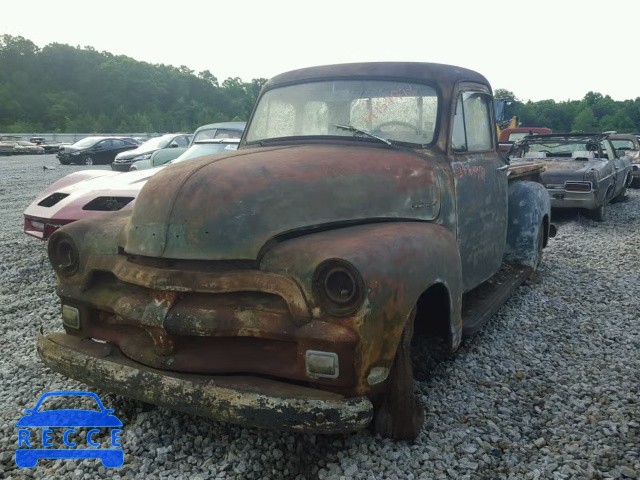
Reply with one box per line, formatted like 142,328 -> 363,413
15,391 -> 124,468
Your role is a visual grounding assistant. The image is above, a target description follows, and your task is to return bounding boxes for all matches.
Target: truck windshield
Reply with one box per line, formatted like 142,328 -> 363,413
245,80 -> 438,147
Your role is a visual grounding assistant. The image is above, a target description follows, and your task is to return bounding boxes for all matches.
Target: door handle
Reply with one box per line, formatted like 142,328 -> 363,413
496,165 -> 509,171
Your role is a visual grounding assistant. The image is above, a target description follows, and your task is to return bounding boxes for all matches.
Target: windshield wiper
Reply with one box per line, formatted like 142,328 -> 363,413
332,124 -> 392,146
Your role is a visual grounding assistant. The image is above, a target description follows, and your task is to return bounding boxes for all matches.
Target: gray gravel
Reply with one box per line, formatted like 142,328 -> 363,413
0,154 -> 638,479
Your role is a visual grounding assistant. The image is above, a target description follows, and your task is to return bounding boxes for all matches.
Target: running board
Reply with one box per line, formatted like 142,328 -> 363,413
461,264 -> 533,337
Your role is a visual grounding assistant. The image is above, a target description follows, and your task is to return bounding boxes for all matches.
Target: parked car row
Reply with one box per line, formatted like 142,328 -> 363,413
24,61 -> 640,443
0,140 -> 45,155
57,137 -> 141,165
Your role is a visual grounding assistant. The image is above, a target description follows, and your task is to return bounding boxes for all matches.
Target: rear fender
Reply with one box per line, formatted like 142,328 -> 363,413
504,180 -> 550,268
260,222 -> 463,388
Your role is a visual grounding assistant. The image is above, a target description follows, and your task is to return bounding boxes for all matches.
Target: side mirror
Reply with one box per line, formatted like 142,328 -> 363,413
169,142 -> 179,148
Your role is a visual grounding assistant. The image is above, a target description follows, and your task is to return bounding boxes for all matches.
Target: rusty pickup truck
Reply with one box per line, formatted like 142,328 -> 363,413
39,62 -> 553,440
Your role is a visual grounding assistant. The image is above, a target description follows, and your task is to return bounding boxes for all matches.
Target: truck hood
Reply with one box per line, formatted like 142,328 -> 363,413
124,144 -> 441,260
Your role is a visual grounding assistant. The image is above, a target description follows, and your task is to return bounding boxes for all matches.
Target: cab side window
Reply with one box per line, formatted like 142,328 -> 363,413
451,92 -> 493,152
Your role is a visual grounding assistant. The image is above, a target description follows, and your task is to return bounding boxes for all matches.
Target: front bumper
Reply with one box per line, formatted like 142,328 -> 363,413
111,162 -> 132,172
37,332 -> 373,434
24,216 -> 68,240
547,188 -> 600,210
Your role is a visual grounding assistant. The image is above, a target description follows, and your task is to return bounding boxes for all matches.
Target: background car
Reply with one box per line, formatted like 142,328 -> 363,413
57,137 -> 139,165
25,138 -> 241,238
29,137 -> 65,153
129,122 -> 245,170
609,133 -> 640,188
23,168 -> 159,239
131,138 -> 240,170
510,133 -> 633,221
14,141 -> 45,154
111,133 -> 192,171
0,141 -> 15,155
191,121 -> 245,142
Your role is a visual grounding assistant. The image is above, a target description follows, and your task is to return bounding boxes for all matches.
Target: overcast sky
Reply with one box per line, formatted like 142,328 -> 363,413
2,0 -> 639,102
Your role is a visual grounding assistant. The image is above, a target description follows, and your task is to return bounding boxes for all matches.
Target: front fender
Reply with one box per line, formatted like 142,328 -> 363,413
260,222 -> 463,391
504,180 -> 550,268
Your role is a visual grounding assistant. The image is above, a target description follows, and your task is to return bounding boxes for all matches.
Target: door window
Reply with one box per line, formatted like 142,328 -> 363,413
175,136 -> 190,147
452,92 -> 493,152
111,139 -> 126,148
97,140 -> 113,149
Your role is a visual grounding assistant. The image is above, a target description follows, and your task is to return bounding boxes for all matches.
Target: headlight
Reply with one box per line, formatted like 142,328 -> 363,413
48,232 -> 80,277
132,153 -> 151,161
312,259 -> 365,316
70,151 -> 80,156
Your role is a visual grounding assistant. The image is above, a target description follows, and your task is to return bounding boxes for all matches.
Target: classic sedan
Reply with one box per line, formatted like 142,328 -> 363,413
23,168 -> 159,239
128,122 -> 245,171
15,141 -> 45,154
609,133 -> 640,188
57,137 -> 139,165
110,133 -> 192,171
510,133 -> 633,221
30,137 -> 66,154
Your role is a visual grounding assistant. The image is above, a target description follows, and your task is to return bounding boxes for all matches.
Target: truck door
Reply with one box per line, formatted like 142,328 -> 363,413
450,85 -> 508,292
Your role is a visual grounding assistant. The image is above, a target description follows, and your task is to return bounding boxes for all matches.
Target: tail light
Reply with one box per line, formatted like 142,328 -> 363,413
565,182 -> 592,192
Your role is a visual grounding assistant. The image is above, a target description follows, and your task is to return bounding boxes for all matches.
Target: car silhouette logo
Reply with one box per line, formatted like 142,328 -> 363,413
15,391 -> 123,468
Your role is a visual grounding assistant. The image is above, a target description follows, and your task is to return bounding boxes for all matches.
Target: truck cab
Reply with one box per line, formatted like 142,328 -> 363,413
40,62 -> 552,440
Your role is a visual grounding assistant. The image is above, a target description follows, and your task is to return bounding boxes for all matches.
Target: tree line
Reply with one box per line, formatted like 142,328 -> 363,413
1,35 -> 639,135
0,35 -> 266,133
495,89 -> 640,134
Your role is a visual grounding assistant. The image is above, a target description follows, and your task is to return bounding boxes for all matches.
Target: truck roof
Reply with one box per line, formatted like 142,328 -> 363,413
264,62 -> 490,92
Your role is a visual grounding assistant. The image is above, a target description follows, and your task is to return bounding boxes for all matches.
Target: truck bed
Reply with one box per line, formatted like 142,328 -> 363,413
507,162 -> 545,182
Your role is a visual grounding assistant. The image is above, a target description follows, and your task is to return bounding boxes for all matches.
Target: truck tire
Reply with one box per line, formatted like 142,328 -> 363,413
535,222 -> 544,269
372,308 -> 424,440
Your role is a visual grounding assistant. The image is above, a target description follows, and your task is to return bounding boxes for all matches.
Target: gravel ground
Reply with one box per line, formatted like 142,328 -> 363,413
0,154 -> 638,480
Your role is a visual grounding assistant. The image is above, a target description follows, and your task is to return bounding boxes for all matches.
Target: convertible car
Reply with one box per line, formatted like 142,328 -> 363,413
510,133 -> 633,221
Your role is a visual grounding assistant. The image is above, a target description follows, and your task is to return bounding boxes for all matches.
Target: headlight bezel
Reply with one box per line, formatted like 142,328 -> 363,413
48,231 -> 80,277
312,259 -> 365,317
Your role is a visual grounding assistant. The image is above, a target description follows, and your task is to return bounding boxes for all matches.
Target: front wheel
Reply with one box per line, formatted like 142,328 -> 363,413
631,177 -> 640,189
83,156 -> 94,166
372,308 -> 424,440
